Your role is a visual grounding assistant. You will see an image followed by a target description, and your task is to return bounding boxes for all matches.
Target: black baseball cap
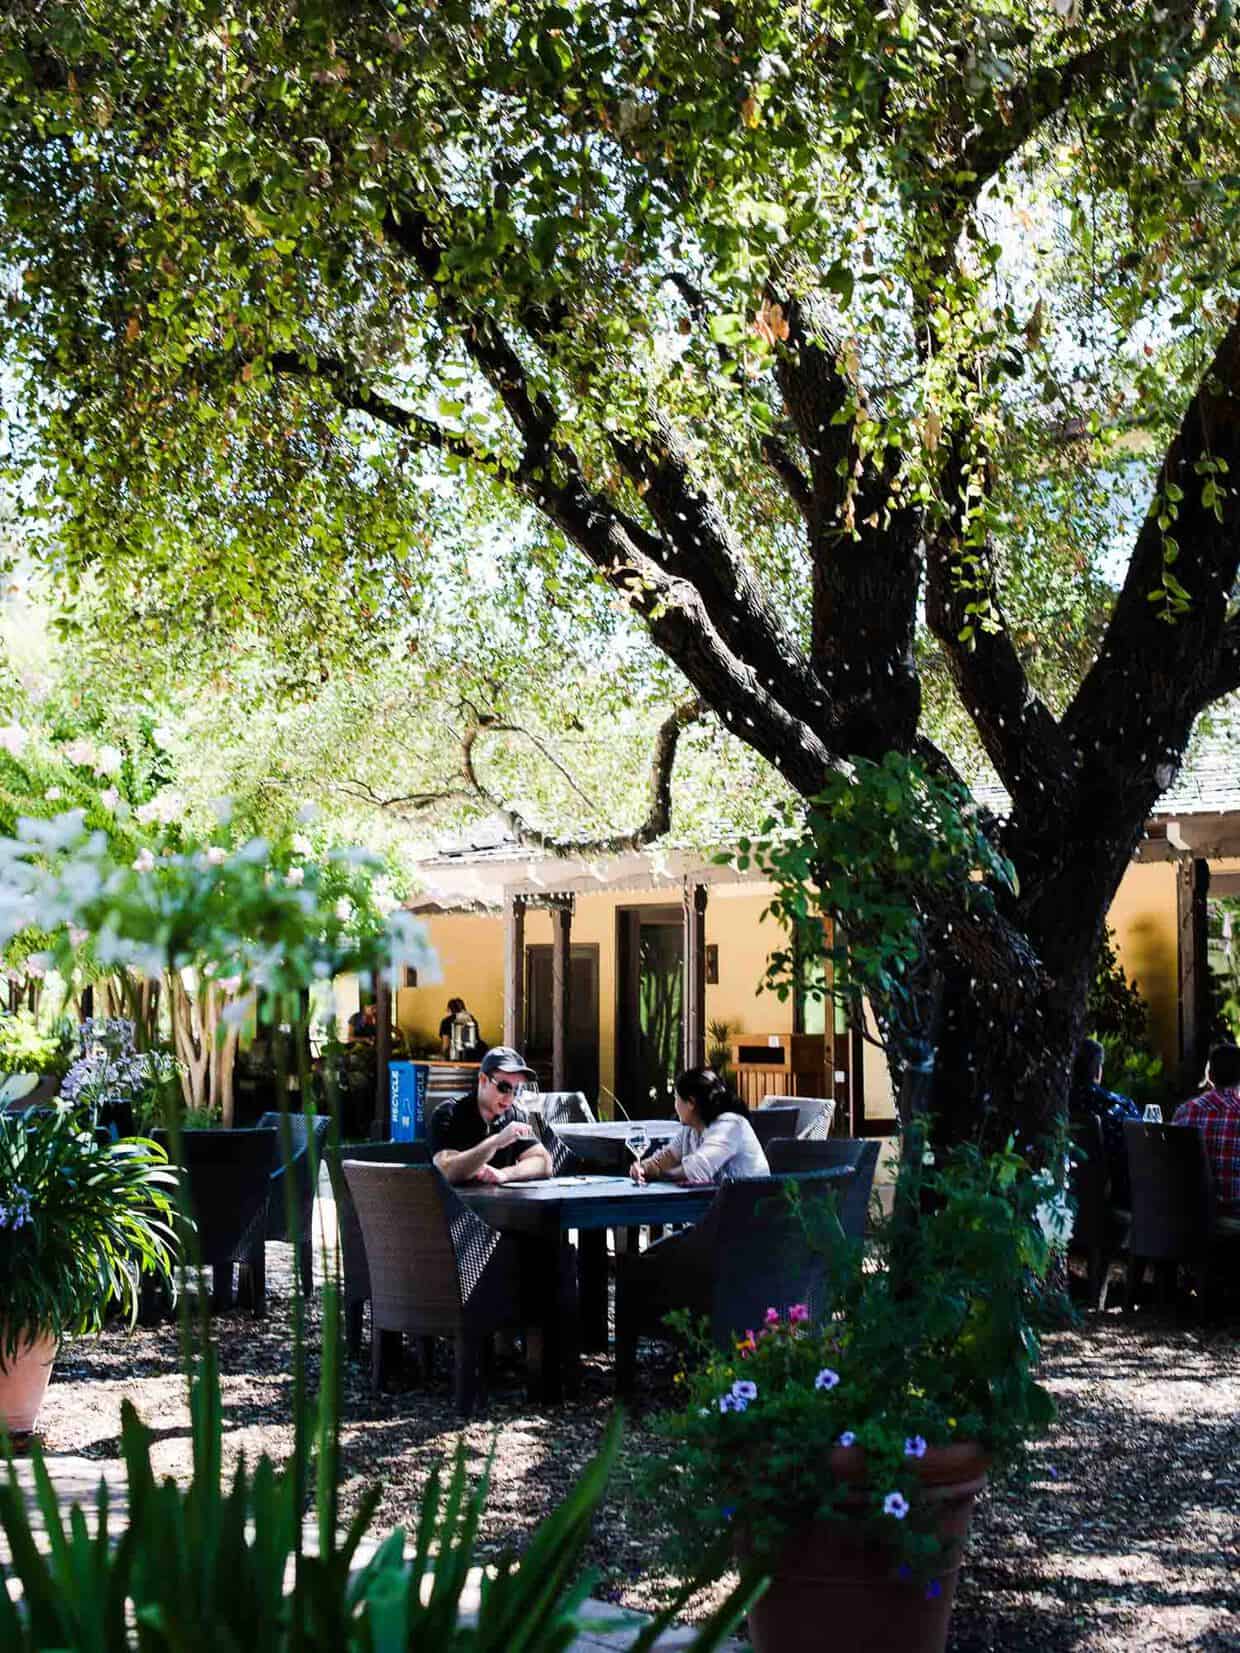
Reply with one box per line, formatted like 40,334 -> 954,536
480,1045 -> 537,1081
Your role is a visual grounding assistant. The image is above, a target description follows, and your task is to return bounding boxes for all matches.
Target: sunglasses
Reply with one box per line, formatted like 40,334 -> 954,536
488,1076 -> 522,1096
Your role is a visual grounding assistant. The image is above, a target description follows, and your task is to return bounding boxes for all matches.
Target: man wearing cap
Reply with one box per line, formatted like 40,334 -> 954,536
430,1045 -> 552,1186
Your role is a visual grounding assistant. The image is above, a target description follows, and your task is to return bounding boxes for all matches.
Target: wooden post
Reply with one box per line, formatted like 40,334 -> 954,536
503,894 -> 526,1049
1176,856 -> 1210,1085
550,897 -> 574,1089
682,882 -> 708,1072
373,972 -> 393,1138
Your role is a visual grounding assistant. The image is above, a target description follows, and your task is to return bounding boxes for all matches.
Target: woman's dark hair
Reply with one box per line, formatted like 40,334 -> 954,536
1073,1037 -> 1105,1088
447,997 -> 466,1014
675,1066 -> 747,1125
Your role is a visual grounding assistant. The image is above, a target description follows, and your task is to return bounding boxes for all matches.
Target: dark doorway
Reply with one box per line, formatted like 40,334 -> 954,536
525,943 -> 600,1101
616,906 -> 684,1117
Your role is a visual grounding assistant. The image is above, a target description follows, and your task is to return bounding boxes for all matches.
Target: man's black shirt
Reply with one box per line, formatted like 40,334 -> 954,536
428,1090 -> 535,1171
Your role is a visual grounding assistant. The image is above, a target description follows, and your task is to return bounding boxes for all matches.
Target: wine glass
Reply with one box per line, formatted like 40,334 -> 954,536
517,1079 -> 541,1118
626,1122 -> 650,1180
1143,1103 -> 1163,1125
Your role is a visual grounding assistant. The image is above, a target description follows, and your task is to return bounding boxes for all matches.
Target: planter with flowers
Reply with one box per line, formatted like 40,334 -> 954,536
656,1133 -> 1058,1653
0,1104 -> 177,1435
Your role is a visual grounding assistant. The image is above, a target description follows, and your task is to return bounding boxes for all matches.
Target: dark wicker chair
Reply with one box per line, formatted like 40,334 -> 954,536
1123,1120 -> 1240,1313
1067,1115 -> 1129,1311
615,1166 -> 855,1395
749,1105 -> 800,1152
326,1141 -> 431,1356
342,1161 -> 530,1413
760,1095 -> 836,1139
244,1111 -> 332,1292
151,1128 -> 278,1313
765,1137 -> 880,1239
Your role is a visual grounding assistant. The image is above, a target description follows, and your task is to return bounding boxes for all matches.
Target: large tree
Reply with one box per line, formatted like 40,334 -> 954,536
4,0 -> 1240,1145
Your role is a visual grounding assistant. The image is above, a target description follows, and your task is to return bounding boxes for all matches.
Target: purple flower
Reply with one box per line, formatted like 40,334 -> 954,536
925,1579 -> 942,1601
719,1393 -> 748,1414
732,1380 -> 757,1402
764,1306 -> 780,1325
814,1368 -> 840,1391
721,1504 -> 736,1522
837,1430 -> 856,1447
904,1435 -> 927,1459
788,1302 -> 809,1324
883,1491 -> 909,1520
896,1562 -> 913,1581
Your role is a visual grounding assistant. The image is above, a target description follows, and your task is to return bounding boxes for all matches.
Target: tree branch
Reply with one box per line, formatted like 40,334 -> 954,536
925,433 -> 1075,807
1065,310 -> 1240,761
760,433 -> 813,519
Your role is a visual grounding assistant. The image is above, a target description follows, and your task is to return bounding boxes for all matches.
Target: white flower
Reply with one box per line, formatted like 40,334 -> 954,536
132,848 -> 156,874
0,724 -> 28,757
335,896 -> 354,922
68,926 -> 89,948
63,738 -> 96,768
205,845 -> 227,865
93,744 -> 123,776
151,725 -> 174,749
134,800 -> 160,826
44,786 -> 61,801
218,974 -> 243,996
291,832 -> 313,856
284,866 -> 305,887
99,787 -> 120,810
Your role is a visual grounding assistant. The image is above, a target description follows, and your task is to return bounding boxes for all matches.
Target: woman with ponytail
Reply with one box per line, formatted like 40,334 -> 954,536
629,1066 -> 770,1185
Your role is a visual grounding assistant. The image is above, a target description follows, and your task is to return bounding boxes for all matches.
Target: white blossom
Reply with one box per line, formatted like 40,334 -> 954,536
0,724 -> 28,757
132,848 -> 156,874
94,744 -> 123,776
291,832 -> 313,857
285,866 -> 305,887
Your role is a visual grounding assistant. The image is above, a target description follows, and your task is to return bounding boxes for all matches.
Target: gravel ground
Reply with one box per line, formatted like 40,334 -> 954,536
30,1247 -> 1240,1650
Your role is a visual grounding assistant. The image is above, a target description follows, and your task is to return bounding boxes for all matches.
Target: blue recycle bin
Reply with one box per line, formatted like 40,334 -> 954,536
388,1061 -> 429,1141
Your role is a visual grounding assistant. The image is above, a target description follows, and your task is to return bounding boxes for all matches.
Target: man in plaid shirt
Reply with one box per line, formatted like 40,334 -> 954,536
1173,1043 -> 1240,1214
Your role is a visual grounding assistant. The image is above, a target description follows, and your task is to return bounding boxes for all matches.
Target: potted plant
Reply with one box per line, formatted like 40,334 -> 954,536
0,1104 -> 177,1435
655,1133 -> 1059,1653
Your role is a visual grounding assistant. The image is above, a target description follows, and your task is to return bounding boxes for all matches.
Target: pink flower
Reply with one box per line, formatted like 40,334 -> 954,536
764,1307 -> 780,1325
789,1303 -> 809,1324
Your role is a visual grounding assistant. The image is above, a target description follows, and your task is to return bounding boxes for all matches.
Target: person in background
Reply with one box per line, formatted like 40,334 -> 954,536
346,1001 -> 378,1044
630,1067 -> 769,1185
1069,1037 -> 1140,1206
439,997 -> 479,1058
430,1045 -> 552,1186
1173,1042 -> 1240,1216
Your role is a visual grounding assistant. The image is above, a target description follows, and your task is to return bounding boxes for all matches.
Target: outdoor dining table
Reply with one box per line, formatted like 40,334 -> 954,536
459,1174 -> 715,1402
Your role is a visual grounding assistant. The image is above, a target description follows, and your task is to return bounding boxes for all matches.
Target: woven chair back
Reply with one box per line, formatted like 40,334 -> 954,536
327,1141 -> 431,1304
152,1128 -> 278,1265
760,1094 -> 837,1139
344,1162 -> 507,1335
540,1091 -> 595,1125
255,1111 -> 331,1242
1067,1114 -> 1111,1250
765,1138 -> 879,1238
705,1166 -> 855,1340
749,1105 -> 800,1150
1124,1120 -> 1214,1261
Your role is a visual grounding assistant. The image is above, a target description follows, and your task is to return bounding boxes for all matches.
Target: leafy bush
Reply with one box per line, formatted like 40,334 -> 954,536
0,1011 -> 75,1080
0,1111 -> 177,1360
0,1291 -> 759,1650
655,1136 -> 1056,1582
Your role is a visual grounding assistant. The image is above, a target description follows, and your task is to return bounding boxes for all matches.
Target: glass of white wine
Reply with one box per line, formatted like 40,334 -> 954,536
626,1122 -> 650,1181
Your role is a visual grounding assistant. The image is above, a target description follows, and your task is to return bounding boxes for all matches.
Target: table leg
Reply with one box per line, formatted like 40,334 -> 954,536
579,1230 -> 609,1352
521,1234 -> 571,1405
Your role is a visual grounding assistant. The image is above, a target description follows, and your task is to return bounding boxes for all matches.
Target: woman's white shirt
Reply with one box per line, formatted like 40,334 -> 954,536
667,1113 -> 771,1184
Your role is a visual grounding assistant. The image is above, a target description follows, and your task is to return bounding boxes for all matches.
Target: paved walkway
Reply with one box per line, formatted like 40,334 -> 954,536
3,1452 -> 740,1651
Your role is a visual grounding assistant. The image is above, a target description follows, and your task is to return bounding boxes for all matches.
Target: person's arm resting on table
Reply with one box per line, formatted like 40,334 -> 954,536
435,1122 -> 552,1186
630,1135 -> 687,1184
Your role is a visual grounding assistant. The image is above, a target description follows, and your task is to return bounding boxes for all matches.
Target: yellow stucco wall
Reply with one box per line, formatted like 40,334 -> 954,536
1106,860 -> 1179,1066
396,884 -> 796,1100
390,857 -> 1189,1111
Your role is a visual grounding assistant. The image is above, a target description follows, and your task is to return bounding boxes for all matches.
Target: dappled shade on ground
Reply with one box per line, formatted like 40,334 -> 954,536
31,1247 -> 1240,1650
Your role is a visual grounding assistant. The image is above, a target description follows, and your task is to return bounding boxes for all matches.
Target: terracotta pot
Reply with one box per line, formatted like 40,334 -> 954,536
0,1328 -> 58,1436
744,1443 -> 990,1653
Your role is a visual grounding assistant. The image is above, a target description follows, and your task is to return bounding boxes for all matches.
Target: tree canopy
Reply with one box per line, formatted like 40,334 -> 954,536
5,0 -> 1240,1139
